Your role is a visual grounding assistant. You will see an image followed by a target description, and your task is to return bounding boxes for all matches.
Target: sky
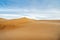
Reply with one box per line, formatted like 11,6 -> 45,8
0,0 -> 60,20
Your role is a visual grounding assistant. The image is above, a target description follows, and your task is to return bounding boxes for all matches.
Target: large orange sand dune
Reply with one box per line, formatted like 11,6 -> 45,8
0,17 -> 60,40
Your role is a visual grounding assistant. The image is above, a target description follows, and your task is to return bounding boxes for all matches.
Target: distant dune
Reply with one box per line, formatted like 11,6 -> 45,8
0,17 -> 60,40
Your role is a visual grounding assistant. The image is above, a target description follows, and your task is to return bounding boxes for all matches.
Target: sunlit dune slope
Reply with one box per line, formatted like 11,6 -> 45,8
0,17 -> 60,30
0,18 -> 7,29
1,17 -> 36,30
0,17 -> 60,40
37,20 -> 60,23
0,18 -> 7,24
0,18 -> 6,22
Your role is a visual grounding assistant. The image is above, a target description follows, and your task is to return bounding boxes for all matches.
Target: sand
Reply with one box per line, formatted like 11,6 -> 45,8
0,17 -> 60,40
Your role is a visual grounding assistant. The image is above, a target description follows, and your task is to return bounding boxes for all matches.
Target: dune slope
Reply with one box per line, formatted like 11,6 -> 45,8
0,17 -> 60,40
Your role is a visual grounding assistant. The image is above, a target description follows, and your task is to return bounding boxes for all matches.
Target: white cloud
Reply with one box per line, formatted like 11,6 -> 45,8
0,8 -> 60,20
0,14 -> 21,19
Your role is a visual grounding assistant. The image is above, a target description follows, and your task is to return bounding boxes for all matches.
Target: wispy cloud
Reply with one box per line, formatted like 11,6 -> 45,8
0,14 -> 21,19
0,8 -> 60,20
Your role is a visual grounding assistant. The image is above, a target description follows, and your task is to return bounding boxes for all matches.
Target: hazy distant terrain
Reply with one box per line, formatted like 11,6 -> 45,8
0,17 -> 60,40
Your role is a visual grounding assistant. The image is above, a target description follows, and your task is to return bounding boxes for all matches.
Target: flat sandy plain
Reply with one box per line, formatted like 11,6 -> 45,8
0,17 -> 60,40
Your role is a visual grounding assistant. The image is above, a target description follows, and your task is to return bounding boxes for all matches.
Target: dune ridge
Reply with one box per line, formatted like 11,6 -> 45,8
0,17 -> 60,30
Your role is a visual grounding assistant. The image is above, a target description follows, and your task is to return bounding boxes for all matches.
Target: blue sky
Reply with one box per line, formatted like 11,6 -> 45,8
0,0 -> 60,20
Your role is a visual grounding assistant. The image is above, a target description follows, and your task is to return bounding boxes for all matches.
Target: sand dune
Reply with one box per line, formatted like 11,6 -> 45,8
0,17 -> 60,40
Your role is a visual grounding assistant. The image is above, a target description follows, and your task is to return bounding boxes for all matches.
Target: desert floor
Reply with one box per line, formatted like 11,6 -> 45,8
0,18 -> 60,40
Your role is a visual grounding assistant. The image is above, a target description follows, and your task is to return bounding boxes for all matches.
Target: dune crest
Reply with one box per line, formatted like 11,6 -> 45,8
0,17 -> 35,30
